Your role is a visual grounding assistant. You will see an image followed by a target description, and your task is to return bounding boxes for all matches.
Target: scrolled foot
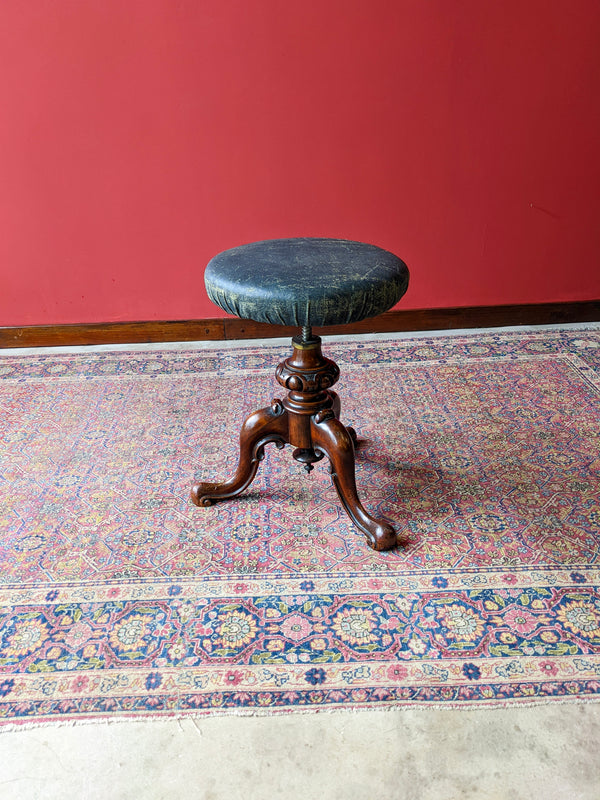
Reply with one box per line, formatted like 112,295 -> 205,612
190,403 -> 288,507
361,517 -> 397,552
191,483 -> 216,506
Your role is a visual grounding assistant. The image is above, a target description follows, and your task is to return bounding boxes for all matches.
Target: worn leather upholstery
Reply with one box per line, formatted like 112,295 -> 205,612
204,238 -> 409,327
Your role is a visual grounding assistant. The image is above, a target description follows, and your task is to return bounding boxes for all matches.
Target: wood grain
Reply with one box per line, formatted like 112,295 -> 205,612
1,301 -> 598,349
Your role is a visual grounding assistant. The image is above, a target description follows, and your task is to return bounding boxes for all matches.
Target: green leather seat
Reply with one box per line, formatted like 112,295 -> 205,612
205,238 -> 409,327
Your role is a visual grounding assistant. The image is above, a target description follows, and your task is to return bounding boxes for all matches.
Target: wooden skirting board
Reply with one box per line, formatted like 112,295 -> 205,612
1,301 -> 599,349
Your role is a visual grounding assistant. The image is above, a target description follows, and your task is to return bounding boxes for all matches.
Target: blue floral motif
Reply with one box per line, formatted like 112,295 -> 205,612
168,585 -> 183,596
0,678 -> 15,697
146,672 -> 163,690
462,663 -> 481,680
570,572 -> 586,584
432,576 -> 448,588
305,667 -> 327,685
46,590 -> 59,601
300,581 -> 315,592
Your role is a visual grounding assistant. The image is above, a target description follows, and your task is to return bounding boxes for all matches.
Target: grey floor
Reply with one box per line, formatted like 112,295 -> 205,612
1,323 -> 600,800
1,705 -> 599,799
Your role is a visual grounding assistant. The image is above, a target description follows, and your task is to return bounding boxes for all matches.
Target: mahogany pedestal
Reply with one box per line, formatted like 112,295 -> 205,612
191,332 -> 397,551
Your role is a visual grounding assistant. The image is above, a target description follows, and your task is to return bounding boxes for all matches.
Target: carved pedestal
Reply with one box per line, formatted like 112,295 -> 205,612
191,334 -> 397,551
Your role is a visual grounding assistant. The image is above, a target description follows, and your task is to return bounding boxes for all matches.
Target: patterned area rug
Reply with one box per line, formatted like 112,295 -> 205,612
1,328 -> 600,726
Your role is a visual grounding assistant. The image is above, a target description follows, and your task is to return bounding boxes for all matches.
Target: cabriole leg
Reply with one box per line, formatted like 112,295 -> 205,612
310,412 -> 396,551
191,401 -> 288,507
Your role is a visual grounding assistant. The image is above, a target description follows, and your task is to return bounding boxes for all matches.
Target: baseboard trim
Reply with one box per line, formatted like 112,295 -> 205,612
1,301 -> 599,349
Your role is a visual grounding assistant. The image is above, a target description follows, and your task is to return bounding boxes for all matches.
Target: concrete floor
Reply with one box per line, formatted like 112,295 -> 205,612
2,323 -> 600,799
1,704 -> 599,799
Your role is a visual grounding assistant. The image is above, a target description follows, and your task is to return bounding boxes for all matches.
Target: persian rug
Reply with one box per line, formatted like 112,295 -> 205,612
1,327 -> 599,727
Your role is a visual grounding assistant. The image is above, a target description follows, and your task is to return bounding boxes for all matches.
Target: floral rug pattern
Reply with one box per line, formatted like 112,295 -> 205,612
1,328 -> 599,724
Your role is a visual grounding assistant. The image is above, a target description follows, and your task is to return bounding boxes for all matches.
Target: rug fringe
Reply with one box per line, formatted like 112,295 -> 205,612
2,694 -> 600,734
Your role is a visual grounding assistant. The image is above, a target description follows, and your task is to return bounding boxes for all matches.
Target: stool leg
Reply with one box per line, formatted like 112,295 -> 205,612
310,413 -> 396,552
191,400 -> 288,507
328,390 -> 357,446
329,390 -> 341,418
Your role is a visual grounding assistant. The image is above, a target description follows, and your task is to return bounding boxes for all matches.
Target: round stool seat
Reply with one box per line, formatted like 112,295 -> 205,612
205,238 -> 409,327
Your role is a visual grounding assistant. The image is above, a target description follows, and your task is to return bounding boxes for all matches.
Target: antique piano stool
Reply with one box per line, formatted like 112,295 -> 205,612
191,238 -> 409,551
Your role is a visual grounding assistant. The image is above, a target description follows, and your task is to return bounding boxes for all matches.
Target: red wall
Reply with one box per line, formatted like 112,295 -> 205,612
1,1 -> 599,326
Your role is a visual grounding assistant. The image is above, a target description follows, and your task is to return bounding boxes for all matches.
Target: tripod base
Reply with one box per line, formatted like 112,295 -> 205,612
191,334 -> 397,551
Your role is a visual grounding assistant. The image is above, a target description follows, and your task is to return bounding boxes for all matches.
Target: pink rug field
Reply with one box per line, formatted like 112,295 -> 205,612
1,328 -> 599,725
